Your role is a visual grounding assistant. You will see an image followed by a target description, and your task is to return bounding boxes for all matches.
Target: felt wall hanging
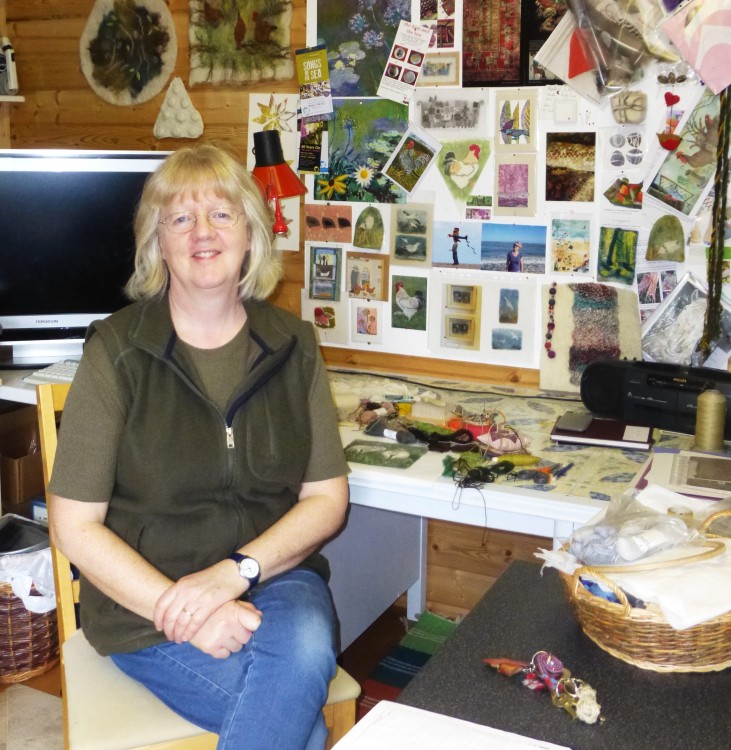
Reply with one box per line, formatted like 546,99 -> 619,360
188,0 -> 294,86
80,0 -> 177,106
462,0 -> 521,87
539,281 -> 641,393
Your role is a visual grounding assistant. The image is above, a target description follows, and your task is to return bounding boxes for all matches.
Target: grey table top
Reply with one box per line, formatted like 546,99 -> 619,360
399,560 -> 731,749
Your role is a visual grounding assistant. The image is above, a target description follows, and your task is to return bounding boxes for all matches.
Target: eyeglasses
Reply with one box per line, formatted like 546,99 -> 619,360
159,208 -> 244,234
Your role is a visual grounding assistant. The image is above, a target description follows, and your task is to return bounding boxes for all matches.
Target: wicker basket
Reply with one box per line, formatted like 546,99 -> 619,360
0,580 -> 59,683
559,509 -> 731,673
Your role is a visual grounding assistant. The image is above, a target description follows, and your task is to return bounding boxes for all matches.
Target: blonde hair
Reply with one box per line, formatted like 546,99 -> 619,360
125,144 -> 283,301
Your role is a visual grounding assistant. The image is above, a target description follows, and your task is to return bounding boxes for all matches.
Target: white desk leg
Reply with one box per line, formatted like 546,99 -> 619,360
406,516 -> 428,621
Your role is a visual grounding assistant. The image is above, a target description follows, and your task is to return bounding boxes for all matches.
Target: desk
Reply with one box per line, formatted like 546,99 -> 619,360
0,369 -> 675,651
0,369 -> 37,405
399,561 -> 731,749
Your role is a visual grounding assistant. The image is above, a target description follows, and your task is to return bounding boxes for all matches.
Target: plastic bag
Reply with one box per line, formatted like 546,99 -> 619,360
565,0 -> 677,97
568,489 -> 697,565
0,547 -> 56,614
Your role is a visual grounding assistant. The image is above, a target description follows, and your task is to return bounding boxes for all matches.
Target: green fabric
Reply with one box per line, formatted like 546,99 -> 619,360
400,611 -> 458,655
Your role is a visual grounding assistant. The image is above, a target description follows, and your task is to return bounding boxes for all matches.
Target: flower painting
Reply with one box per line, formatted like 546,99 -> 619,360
314,98 -> 409,203
317,0 -> 410,96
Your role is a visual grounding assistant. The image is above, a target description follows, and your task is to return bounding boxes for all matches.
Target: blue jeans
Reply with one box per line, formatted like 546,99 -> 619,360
111,569 -> 337,750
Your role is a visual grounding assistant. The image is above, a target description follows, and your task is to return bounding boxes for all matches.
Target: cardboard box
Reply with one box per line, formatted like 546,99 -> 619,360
0,404 -> 45,510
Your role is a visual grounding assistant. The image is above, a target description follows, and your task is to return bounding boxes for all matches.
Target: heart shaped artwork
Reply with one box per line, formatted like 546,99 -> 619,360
664,92 -> 680,107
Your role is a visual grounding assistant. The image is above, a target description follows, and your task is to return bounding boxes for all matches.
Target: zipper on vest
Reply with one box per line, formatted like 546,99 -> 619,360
225,424 -> 235,449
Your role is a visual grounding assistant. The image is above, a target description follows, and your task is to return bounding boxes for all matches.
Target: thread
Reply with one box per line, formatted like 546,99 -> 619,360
693,389 -> 727,452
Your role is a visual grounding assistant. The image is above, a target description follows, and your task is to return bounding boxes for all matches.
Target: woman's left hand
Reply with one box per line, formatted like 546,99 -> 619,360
153,561 -> 247,643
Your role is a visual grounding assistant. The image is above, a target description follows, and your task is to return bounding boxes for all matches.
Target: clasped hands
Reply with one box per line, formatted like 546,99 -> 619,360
153,561 -> 262,660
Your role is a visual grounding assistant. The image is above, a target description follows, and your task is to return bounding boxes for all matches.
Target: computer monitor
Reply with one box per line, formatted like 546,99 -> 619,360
0,149 -> 169,368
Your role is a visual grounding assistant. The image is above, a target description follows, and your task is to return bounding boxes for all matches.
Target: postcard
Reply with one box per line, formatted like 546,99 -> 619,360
377,20 -> 434,104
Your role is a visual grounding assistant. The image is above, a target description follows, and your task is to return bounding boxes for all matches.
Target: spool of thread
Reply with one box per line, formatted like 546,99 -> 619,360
693,389 -> 727,452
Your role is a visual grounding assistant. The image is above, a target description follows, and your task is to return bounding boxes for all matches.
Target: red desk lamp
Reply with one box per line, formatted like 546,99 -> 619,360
251,130 -> 306,236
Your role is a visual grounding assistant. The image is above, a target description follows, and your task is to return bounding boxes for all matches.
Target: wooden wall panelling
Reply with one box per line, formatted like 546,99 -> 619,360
5,0 -> 545,616
426,520 -> 547,619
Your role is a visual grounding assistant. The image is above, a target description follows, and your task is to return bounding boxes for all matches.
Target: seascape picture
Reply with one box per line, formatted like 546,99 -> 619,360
480,223 -> 547,274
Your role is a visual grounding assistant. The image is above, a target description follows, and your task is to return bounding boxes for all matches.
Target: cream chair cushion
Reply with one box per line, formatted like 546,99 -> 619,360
63,628 -> 360,749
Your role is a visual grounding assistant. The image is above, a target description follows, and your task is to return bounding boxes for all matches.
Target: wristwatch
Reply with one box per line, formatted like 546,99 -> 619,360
228,553 -> 261,588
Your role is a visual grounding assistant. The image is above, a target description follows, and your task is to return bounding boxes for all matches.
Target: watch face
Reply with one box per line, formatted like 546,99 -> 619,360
240,558 -> 260,578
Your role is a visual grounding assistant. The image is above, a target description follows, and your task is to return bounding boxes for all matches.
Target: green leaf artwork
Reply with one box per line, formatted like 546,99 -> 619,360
189,0 -> 294,85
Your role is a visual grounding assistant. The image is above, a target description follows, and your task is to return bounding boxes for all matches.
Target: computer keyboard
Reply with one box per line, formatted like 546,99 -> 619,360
23,359 -> 80,385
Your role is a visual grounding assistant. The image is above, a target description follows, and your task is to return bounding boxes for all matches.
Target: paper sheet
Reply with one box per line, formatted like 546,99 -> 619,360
333,701 -> 570,749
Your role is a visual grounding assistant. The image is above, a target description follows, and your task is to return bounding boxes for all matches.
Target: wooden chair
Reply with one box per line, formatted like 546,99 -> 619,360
36,382 -> 360,750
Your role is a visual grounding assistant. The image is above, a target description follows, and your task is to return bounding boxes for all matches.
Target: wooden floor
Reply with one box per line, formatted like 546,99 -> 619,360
339,604 -> 409,685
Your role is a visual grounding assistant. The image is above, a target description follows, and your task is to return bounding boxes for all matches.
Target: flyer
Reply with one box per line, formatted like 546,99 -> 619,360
296,45 -> 333,120
376,21 -> 433,105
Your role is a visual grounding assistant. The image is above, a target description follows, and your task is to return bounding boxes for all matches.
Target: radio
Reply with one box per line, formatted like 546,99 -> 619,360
580,359 -> 731,439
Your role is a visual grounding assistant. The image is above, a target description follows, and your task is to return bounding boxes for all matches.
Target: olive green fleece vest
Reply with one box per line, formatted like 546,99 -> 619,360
79,296 -> 325,655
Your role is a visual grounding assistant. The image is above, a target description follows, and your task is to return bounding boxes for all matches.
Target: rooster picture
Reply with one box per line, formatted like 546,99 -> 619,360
394,282 -> 424,319
392,279 -> 427,331
442,143 -> 481,190
386,136 -> 436,193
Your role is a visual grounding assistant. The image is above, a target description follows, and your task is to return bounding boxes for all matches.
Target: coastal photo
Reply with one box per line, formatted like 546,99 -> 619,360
432,220 -> 482,268
480,223 -> 547,274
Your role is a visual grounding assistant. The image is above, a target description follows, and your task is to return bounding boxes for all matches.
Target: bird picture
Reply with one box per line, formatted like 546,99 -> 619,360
499,97 -> 531,145
437,138 -> 490,200
442,143 -> 481,189
394,282 -> 425,320
392,276 -> 427,331
385,133 -> 438,193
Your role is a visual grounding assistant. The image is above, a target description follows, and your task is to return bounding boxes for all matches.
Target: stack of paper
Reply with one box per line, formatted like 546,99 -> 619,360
333,701 -> 569,750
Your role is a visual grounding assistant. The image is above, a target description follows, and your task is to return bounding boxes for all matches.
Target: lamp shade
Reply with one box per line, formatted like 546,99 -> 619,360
252,130 -> 307,199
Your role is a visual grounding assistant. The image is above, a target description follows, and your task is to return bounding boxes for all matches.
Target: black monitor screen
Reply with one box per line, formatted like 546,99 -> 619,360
0,169 -> 149,315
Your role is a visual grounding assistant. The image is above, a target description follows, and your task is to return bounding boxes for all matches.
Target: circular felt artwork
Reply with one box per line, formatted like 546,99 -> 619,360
80,0 -> 178,106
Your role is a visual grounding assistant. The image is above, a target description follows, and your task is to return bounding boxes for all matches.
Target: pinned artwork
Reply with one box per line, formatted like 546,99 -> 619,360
597,225 -> 638,285
351,300 -> 384,344
550,217 -> 591,274
539,282 -> 642,393
304,205 -> 353,244
437,138 -> 491,203
302,296 -> 349,345
314,98 -> 409,204
646,214 -> 685,262
188,0 -> 294,85
603,177 -> 643,210
482,277 -> 538,368
80,0 -> 177,106
353,207 -> 386,250
346,252 -> 389,301
545,132 -> 596,203
390,205 -> 433,266
382,126 -> 442,194
481,222 -> 547,274
646,88 -> 721,217
442,281 -> 482,350
432,220 -> 481,268
308,245 -> 342,301
154,77 -> 203,139
316,0 -> 408,97
493,154 -> 537,217
494,89 -> 537,152
391,275 -> 428,331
